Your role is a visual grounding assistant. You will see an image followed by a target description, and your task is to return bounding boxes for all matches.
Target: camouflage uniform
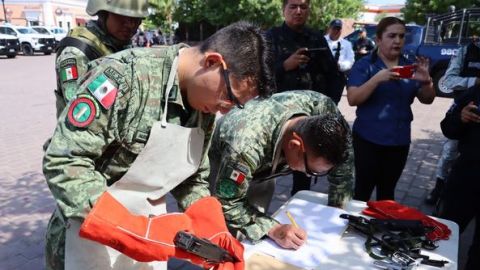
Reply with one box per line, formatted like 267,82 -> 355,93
44,45 -> 214,269
209,90 -> 354,242
55,20 -> 130,118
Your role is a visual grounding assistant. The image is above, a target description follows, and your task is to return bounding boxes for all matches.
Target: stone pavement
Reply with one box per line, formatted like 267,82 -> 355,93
0,54 -> 474,270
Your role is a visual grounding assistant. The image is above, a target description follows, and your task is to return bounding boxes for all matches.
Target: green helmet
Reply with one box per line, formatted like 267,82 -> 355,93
86,0 -> 149,18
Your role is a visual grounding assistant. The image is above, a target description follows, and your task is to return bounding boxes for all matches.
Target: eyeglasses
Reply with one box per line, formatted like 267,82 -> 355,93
220,62 -> 244,109
303,151 -> 332,177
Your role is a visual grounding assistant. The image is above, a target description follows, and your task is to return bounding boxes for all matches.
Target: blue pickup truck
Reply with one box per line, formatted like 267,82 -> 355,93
346,8 -> 480,97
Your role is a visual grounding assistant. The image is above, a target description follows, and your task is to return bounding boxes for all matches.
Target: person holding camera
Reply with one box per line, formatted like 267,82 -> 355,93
438,85 -> 480,270
346,17 -> 435,201
266,0 -> 343,196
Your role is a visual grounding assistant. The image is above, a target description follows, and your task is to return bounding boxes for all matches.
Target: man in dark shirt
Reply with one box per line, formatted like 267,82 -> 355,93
438,86 -> 480,270
353,28 -> 375,61
266,0 -> 342,195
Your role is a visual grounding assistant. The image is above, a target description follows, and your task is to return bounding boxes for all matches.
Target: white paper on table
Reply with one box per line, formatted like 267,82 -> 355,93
248,198 -> 349,269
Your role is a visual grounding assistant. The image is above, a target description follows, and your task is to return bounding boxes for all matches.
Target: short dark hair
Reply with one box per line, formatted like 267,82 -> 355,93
199,21 -> 275,98
376,17 -> 405,39
282,0 -> 310,9
293,114 -> 350,166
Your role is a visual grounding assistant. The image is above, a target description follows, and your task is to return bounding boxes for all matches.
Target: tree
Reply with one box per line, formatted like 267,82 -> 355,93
148,0 -> 364,41
309,0 -> 363,31
403,0 -> 478,25
146,0 -> 176,43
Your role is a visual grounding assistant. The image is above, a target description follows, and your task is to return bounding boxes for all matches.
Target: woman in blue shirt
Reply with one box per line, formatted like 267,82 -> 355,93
346,17 -> 435,201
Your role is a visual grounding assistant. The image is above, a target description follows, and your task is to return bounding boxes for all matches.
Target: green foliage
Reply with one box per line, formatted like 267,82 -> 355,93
146,0 -> 175,34
403,0 -> 479,25
309,0 -> 364,30
147,0 -> 363,39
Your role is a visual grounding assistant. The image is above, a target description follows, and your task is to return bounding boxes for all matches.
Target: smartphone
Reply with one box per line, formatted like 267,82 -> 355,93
391,65 -> 415,79
301,47 -> 328,57
306,47 -> 328,52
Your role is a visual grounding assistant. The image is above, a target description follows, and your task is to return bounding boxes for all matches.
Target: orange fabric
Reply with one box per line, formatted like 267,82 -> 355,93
79,192 -> 244,269
362,200 -> 451,241
79,191 -> 196,262
185,196 -> 245,270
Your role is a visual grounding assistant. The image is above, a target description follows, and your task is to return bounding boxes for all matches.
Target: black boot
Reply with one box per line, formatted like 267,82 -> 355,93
425,178 -> 445,205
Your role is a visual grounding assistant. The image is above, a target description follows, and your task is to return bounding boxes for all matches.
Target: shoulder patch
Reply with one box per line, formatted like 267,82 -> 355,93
104,67 -> 123,83
87,73 -> 118,109
67,95 -> 98,128
224,162 -> 249,185
216,179 -> 239,199
59,58 -> 78,82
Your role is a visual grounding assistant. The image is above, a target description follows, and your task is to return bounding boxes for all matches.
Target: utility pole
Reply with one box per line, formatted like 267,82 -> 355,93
2,0 -> 7,23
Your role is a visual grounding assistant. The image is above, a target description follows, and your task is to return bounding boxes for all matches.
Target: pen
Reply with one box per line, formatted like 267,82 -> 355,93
285,210 -> 300,228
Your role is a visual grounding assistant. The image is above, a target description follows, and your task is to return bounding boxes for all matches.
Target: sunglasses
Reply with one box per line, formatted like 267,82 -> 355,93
220,62 -> 244,109
303,151 -> 332,177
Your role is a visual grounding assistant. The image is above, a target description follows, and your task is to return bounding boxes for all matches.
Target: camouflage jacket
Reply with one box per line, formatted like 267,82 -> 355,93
45,44 -> 215,224
209,90 -> 354,242
54,20 -> 130,118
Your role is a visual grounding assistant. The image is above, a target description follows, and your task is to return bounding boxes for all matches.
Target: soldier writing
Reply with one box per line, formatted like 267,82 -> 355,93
43,21 -> 275,270
209,90 -> 353,249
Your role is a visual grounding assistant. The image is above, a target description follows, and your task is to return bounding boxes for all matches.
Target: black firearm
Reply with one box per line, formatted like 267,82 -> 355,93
174,231 -> 236,264
340,214 -> 448,268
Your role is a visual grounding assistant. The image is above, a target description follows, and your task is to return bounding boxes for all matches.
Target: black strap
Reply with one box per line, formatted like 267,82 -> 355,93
55,36 -> 103,61
335,41 -> 341,61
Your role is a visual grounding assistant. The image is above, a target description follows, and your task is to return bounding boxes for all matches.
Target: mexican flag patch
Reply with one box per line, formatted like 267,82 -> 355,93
229,168 -> 246,185
87,73 -> 118,109
61,65 -> 78,82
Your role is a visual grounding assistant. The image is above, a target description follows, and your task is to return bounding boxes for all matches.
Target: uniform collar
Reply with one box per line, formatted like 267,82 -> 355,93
281,21 -> 312,39
164,43 -> 190,111
86,20 -> 130,52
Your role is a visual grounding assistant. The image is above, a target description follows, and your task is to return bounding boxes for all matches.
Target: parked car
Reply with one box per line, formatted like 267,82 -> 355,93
32,26 -> 67,43
345,8 -> 480,97
0,25 -> 55,56
0,33 -> 20,58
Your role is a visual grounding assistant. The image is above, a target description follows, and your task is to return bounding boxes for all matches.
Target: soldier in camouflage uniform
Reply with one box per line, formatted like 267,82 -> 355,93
266,0 -> 344,199
43,21 -> 274,270
209,90 -> 353,249
54,0 -> 148,118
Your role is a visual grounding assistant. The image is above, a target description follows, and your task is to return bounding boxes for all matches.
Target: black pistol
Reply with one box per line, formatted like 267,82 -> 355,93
173,231 -> 236,264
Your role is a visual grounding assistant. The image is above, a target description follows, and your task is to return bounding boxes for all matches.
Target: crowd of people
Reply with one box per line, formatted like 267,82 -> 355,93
42,0 -> 478,269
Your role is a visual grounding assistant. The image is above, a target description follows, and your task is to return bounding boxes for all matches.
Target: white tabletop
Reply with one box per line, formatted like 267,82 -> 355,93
245,190 -> 459,270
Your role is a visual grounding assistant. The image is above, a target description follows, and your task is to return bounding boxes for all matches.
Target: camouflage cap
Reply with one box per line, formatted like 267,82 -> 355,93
86,0 -> 149,18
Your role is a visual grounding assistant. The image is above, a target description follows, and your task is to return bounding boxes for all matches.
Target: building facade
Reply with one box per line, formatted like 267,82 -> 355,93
1,0 -> 89,30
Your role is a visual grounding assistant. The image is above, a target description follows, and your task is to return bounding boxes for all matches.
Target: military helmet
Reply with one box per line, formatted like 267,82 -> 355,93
86,0 -> 149,18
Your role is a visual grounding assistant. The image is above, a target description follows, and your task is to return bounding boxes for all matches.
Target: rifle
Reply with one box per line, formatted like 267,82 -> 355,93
340,214 -> 448,269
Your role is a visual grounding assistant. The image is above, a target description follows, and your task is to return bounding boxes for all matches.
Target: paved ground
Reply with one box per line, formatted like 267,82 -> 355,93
0,54 -> 474,270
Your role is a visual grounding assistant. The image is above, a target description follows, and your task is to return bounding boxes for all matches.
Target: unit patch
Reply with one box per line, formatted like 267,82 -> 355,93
67,96 -> 97,128
87,73 -> 118,109
216,179 -> 239,199
59,58 -> 78,82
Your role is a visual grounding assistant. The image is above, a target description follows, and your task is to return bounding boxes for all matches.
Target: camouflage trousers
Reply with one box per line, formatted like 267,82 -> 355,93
45,209 -> 66,270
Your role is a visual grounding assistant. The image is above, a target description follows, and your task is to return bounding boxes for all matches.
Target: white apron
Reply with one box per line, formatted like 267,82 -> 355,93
65,57 -> 205,270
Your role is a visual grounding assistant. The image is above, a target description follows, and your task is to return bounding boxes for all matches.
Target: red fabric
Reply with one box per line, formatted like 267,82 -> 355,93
362,200 -> 451,241
185,196 -> 245,270
79,192 -> 244,269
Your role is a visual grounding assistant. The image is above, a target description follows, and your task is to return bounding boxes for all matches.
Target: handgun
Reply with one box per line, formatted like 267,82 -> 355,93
174,231 -> 236,264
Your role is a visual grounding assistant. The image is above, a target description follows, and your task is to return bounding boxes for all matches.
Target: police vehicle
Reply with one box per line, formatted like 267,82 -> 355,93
346,8 -> 480,97
0,33 -> 20,58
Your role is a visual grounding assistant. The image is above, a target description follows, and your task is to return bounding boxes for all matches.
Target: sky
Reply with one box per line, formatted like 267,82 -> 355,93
366,0 -> 406,4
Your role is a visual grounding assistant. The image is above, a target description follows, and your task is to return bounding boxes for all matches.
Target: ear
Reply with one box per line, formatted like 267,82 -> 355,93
203,52 -> 224,68
288,132 -> 304,151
